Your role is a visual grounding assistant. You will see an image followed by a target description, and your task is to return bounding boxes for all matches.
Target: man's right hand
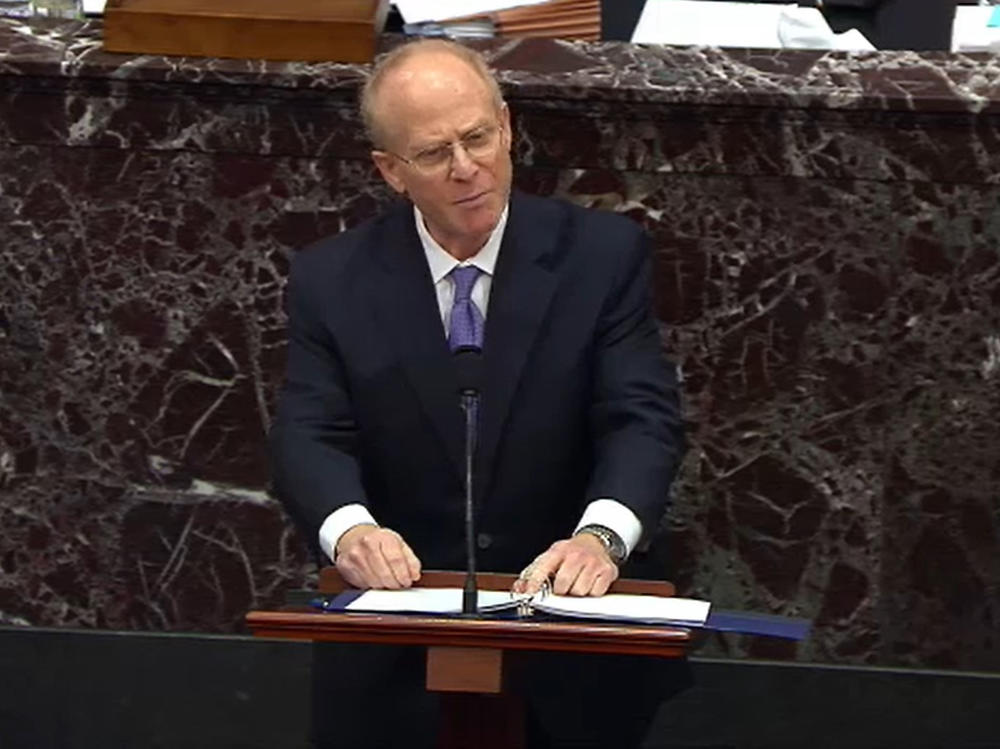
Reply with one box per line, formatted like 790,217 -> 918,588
335,524 -> 422,590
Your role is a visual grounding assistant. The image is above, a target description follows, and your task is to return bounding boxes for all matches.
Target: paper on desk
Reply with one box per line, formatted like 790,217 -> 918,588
346,587 -> 517,614
343,587 -> 710,626
777,8 -> 874,51
535,593 -> 710,626
81,0 -> 104,14
632,0 -> 873,51
394,0 -> 549,24
952,6 -> 1000,52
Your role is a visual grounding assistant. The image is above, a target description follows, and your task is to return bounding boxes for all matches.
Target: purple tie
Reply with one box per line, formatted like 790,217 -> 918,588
448,266 -> 484,351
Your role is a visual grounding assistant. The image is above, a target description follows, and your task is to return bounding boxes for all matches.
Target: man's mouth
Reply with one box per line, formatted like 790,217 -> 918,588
455,190 -> 489,205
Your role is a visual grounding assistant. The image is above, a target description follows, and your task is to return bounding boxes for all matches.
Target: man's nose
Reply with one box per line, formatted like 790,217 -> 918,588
449,143 -> 478,179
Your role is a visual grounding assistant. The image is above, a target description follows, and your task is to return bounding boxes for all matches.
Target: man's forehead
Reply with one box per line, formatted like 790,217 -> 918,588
382,51 -> 487,97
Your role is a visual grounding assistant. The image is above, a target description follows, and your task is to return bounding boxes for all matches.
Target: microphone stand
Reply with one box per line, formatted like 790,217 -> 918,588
453,345 -> 482,617
460,388 -> 478,616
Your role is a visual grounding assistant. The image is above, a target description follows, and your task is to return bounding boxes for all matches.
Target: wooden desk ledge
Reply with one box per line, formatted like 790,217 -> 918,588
246,569 -> 693,659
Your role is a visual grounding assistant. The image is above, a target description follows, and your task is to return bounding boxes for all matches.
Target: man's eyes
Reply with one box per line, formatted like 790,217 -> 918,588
415,129 -> 490,159
417,145 -> 451,162
463,129 -> 491,147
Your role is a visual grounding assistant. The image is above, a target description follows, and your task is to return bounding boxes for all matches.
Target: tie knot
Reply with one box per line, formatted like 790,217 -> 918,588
450,265 -> 481,302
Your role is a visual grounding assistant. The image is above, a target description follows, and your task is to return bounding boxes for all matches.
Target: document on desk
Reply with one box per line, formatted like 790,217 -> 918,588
631,0 -> 874,51
340,587 -> 711,626
632,0 -> 791,47
532,593 -> 710,626
343,587 -> 518,614
395,0 -> 550,24
322,588 -> 808,638
952,6 -> 1000,52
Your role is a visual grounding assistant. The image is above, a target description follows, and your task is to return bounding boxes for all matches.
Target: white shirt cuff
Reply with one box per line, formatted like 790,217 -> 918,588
318,504 -> 379,562
574,499 -> 643,557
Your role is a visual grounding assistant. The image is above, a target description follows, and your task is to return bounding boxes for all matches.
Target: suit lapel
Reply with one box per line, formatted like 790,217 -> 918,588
363,195 -> 567,491
366,202 -> 465,475
477,193 -> 564,496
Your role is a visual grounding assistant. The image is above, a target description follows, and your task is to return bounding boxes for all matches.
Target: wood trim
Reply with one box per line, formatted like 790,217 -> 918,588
103,0 -> 389,63
426,646 -> 505,693
246,609 -> 693,657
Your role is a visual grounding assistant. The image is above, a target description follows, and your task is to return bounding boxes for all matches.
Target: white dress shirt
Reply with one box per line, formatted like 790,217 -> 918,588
317,205 -> 642,562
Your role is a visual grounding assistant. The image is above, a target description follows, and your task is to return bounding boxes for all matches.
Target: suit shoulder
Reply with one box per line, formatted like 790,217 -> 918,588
575,205 -> 644,246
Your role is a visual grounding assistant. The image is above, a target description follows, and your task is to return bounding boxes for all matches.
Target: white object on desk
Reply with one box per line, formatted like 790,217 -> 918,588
534,593 -> 711,626
394,0 -> 549,24
344,586 -> 712,626
81,0 -> 104,14
631,0 -> 874,51
345,588 -> 518,614
952,6 -> 1000,52
777,7 -> 873,51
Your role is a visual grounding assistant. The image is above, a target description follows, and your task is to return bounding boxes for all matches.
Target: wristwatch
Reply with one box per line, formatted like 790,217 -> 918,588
575,524 -> 627,565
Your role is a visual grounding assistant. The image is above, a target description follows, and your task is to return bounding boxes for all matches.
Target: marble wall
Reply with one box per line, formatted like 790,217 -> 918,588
1,20 -> 998,669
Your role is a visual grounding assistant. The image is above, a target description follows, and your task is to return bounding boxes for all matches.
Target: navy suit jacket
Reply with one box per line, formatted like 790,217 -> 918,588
271,191 -> 683,574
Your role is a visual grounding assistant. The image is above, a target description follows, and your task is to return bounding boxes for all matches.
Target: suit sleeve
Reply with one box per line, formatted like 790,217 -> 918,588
585,227 -> 684,537
270,251 -> 369,547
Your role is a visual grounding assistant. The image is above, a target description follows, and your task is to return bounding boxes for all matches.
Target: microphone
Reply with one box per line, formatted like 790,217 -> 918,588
453,345 -> 483,395
453,345 -> 482,616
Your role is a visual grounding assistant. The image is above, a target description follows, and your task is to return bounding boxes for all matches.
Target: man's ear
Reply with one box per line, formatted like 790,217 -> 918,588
499,102 -> 512,150
372,151 -> 407,195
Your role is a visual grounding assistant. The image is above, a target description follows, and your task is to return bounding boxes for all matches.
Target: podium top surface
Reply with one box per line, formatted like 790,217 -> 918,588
248,568 -> 694,657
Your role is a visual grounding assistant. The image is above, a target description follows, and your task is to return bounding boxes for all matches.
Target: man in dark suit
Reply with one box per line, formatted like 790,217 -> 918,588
271,39 -> 686,748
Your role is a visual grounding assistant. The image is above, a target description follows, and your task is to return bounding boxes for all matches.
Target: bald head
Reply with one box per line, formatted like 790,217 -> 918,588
361,40 -> 504,150
364,39 -> 513,261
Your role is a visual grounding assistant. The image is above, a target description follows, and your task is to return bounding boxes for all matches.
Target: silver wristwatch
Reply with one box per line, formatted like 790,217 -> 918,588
575,524 -> 627,565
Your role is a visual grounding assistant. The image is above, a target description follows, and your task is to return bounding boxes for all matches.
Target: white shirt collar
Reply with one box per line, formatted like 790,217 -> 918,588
414,203 -> 508,284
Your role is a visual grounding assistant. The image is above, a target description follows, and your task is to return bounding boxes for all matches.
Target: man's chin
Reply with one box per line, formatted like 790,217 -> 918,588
452,205 -> 501,238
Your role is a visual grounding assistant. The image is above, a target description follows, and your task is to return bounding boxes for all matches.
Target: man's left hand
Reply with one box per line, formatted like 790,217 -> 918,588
512,534 -> 619,597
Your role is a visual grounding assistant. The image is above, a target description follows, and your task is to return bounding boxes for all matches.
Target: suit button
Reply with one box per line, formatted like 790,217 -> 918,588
476,533 -> 492,550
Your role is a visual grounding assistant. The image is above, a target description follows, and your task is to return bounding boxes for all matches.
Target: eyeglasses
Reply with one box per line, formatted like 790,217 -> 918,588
386,124 -> 503,175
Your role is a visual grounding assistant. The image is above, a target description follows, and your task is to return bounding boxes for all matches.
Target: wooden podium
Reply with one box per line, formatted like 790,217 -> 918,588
246,570 -> 695,749
104,0 -> 390,63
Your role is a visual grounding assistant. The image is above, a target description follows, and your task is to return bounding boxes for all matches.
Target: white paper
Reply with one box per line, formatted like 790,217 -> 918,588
346,587 -> 711,627
346,587 -> 517,614
952,6 -> 1000,52
535,593 -> 710,626
631,0 -> 873,51
776,8 -> 874,51
81,0 -> 104,14
632,0 -> 791,47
